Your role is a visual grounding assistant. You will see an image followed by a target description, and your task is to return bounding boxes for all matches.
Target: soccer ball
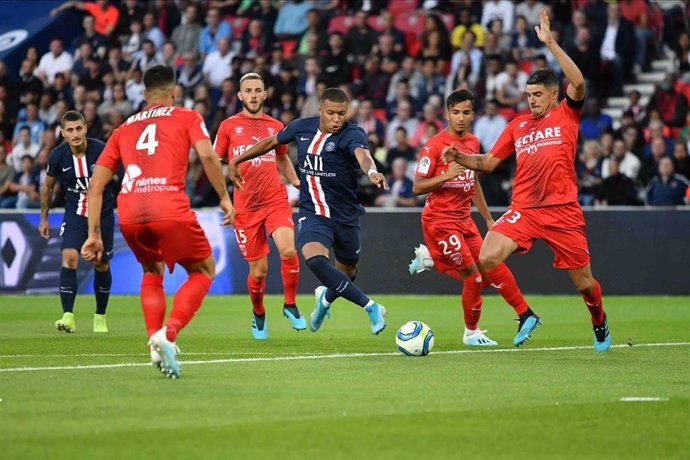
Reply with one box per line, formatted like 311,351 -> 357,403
396,321 -> 434,356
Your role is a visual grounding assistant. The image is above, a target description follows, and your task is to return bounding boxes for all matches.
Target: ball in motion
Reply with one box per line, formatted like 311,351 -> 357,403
396,321 -> 434,356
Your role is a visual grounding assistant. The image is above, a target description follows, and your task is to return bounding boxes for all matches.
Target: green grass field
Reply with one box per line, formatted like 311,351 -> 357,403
1,294 -> 689,459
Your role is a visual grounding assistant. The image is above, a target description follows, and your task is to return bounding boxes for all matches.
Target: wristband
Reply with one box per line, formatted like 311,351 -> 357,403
367,168 -> 378,177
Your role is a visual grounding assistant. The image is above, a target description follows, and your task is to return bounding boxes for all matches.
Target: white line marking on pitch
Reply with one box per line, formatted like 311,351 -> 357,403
0,342 -> 688,373
619,397 -> 669,402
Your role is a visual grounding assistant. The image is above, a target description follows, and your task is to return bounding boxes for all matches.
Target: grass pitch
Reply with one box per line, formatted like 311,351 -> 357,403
1,294 -> 689,459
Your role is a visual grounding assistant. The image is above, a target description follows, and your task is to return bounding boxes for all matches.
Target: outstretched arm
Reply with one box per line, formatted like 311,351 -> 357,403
442,146 -> 503,172
535,8 -> 585,101
228,135 -> 280,191
50,1 -> 84,16
354,147 -> 389,191
39,175 -> 56,239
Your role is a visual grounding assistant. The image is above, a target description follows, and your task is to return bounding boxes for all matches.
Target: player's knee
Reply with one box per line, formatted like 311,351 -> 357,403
251,266 -> 268,280
94,261 -> 110,272
478,251 -> 499,270
279,247 -> 296,259
61,253 -> 78,269
575,277 -> 595,295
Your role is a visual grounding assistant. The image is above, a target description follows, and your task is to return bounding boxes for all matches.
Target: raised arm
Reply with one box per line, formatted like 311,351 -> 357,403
535,8 -> 584,101
443,145 -> 503,172
228,135 -> 280,191
39,175 -> 56,239
194,138 -> 234,226
471,177 -> 495,229
50,1 -> 84,16
354,146 -> 389,191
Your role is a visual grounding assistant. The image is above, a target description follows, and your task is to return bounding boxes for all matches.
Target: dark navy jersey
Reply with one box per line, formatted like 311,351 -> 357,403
277,117 -> 368,224
47,138 -> 115,217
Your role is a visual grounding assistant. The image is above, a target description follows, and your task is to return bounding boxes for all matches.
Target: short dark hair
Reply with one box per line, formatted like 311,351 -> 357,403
446,89 -> 474,110
320,87 -> 348,104
526,68 -> 559,87
143,65 -> 176,92
61,110 -> 85,127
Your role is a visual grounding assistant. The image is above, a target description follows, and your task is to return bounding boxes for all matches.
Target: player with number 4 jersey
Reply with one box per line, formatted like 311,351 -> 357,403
409,89 -> 532,347
443,9 -> 610,352
82,65 -> 234,379
214,73 -> 305,339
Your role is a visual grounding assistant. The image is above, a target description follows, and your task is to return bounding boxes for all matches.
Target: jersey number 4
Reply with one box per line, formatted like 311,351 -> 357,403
136,124 -> 159,156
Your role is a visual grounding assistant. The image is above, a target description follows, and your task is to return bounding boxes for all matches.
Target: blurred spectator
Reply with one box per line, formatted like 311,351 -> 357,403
640,137 -> 670,184
482,0 -> 515,34
203,37 -> 234,89
177,53 -> 203,97
375,157 -> 416,207
583,0 -> 608,34
115,0 -> 145,41
97,82 -> 133,120
516,0 -> 545,28
359,56 -> 391,109
599,131 -> 614,159
13,103 -> 45,145
121,20 -> 144,60
51,0 -> 119,37
386,100 -> 418,148
0,101 -> 12,140
296,9 -> 328,56
449,30 -> 483,90
570,27 -> 603,98
9,127 -> 39,172
602,139 -> 641,180
473,99 -> 507,153
386,127 -> 417,166
495,61 -> 528,111
273,0 -> 312,39
130,38 -> 165,74
646,73 -> 688,128
36,39 -> 73,86
125,68 -> 145,110
646,157 -> 690,205
451,9 -> 486,48
185,149 -> 218,207
83,101 -> 105,140
356,99 -> 385,139
199,7 -> 232,59
599,2 -> 636,96
106,47 -> 129,83
0,146 -> 16,208
297,56 -> 320,98
485,21 -> 512,59
153,0 -> 181,38
674,31 -> 690,79
38,93 -> 59,127
18,60 -> 43,104
143,12 -> 166,51
511,15 -> 540,62
12,155 -> 41,209
671,141 -> 690,179
300,80 -> 326,118
213,78 -> 240,127
241,20 -> 273,59
387,57 -> 422,104
643,119 -> 674,157
246,0 -> 279,33
346,11 -> 377,64
623,90 -> 645,122
619,0 -> 653,71
595,157 -> 640,206
379,11 -> 406,54
72,42 -> 94,78
417,58 -> 445,102
346,0 -> 386,15
171,4 -> 202,58
375,33 -> 404,75
580,99 -> 613,141
410,103 -> 445,149
321,33 -> 351,88
563,9 -> 595,54
420,14 -> 452,71
158,41 -> 178,69
72,15 -> 107,58
577,140 -> 604,206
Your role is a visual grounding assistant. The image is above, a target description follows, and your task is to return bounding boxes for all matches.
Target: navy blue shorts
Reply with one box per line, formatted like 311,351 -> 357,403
60,212 -> 115,262
296,213 -> 361,266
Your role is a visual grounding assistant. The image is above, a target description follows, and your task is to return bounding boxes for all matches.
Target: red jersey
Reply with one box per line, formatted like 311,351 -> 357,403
416,130 -> 480,222
491,99 -> 581,208
214,112 -> 288,213
97,105 -> 210,224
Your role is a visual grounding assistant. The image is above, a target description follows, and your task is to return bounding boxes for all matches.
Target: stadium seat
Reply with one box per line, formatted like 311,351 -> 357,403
519,60 -> 533,74
395,12 -> 425,36
405,33 -> 422,56
440,13 -> 455,31
328,15 -> 356,34
387,0 -> 417,15
225,16 -> 250,40
373,109 -> 387,123
281,39 -> 296,58
367,15 -> 385,32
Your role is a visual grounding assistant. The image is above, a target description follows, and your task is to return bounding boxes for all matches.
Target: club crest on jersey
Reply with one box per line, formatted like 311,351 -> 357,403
518,121 -> 528,129
267,127 -> 275,135
417,157 -> 431,174
325,142 -> 336,152
234,126 -> 243,134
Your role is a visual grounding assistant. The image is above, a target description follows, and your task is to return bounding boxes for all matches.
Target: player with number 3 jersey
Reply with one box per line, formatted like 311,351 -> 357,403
409,89 -> 532,347
442,9 -> 610,352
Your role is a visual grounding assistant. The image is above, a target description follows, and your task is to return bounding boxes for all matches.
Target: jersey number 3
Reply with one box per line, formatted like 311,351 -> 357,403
136,124 -> 159,156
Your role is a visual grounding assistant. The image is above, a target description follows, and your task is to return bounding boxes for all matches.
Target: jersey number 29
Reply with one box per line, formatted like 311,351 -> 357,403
136,124 -> 159,156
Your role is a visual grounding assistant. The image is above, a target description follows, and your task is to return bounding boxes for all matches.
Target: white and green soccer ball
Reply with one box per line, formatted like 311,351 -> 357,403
396,321 -> 434,356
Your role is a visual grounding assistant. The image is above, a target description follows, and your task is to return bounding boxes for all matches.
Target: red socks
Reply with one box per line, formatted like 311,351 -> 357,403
485,263 -> 529,316
247,273 -> 266,315
166,273 -> 212,342
140,274 -> 166,338
460,272 -> 483,330
280,255 -> 299,305
582,279 -> 605,325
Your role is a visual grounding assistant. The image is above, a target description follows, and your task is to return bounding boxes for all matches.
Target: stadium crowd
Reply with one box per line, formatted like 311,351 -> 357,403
1,0 -> 690,210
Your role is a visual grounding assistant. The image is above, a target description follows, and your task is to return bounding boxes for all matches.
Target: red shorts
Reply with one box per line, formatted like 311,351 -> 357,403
120,212 -> 212,273
421,217 -> 484,274
491,202 -> 591,270
232,205 -> 294,261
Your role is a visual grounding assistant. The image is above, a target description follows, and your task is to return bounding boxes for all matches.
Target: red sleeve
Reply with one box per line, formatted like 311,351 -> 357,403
213,122 -> 230,160
275,121 -> 287,156
186,111 -> 210,145
415,138 -> 438,178
106,6 -> 119,27
560,98 -> 583,124
83,2 -> 98,15
96,129 -> 122,172
490,122 -> 515,160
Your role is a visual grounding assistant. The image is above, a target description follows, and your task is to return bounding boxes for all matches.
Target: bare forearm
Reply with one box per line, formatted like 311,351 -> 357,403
200,155 -> 230,201
276,155 -> 298,183
454,152 -> 496,172
413,175 -> 448,195
471,180 -> 492,222
234,137 -> 278,165
40,184 -> 54,219
87,194 -> 103,237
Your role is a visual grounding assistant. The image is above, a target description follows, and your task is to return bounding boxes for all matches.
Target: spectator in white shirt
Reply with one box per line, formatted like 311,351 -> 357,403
35,39 -> 73,85
481,0 -> 515,34
9,127 -> 39,173
473,100 -> 508,153
202,37 -> 234,88
602,139 -> 641,180
515,0 -> 545,28
125,68 -> 146,111
386,100 -> 419,149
